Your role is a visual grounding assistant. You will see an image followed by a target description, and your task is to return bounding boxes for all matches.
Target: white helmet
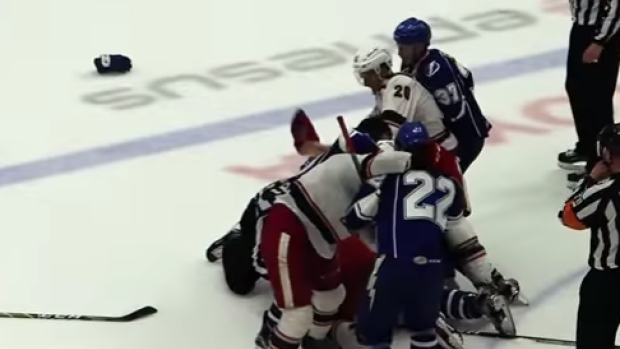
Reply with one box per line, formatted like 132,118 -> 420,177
352,47 -> 393,84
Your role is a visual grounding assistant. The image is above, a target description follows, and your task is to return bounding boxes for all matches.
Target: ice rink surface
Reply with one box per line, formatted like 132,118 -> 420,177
0,0 -> 615,347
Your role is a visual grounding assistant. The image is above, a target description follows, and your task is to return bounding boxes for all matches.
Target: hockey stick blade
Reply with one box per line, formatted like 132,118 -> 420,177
0,305 -> 158,322
463,330 -> 620,348
112,306 -> 158,322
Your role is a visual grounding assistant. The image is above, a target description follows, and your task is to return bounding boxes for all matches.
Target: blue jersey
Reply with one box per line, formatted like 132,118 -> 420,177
344,169 -> 463,261
413,49 -> 491,141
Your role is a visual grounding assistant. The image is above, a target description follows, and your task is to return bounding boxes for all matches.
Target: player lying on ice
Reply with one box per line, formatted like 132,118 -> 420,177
340,122 -> 509,349
205,119 -> 518,348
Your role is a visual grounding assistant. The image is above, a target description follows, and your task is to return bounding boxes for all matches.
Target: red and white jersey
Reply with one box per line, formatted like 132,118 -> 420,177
379,74 -> 457,151
276,151 -> 412,259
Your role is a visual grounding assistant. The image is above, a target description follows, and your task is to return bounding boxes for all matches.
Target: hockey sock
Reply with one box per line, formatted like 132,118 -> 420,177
270,306 -> 313,349
309,285 -> 346,339
268,303 -> 282,324
441,289 -> 483,320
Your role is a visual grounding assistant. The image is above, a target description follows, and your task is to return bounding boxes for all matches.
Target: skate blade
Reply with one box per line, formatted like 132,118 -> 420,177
496,296 -> 517,337
557,162 -> 585,172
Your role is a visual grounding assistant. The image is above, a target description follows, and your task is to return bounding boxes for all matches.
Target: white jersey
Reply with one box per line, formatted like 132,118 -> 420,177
276,151 -> 412,259
380,74 -> 458,151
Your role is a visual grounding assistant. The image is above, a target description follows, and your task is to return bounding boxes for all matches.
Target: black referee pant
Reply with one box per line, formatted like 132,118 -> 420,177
577,268 -> 620,348
565,23 -> 620,172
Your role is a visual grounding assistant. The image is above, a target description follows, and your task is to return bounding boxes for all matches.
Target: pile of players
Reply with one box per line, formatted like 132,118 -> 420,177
205,17 -> 524,349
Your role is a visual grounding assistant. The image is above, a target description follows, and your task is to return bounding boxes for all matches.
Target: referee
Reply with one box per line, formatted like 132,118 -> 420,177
559,123 -> 620,349
559,0 -> 620,187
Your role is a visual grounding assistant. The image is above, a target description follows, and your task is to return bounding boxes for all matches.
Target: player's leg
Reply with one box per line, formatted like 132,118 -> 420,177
307,253 -> 346,349
441,288 -> 484,320
221,229 -> 261,295
206,195 -> 258,262
355,255 -> 402,348
336,236 -> 376,321
205,222 -> 240,262
441,287 -> 515,335
258,203 -> 315,349
402,262 -> 445,349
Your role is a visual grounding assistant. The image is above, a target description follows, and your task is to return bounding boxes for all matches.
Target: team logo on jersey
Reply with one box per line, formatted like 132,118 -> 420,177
425,61 -> 441,77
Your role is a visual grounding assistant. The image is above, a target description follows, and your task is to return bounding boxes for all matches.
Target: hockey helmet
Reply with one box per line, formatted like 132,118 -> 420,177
597,123 -> 620,158
395,121 -> 430,151
352,46 -> 393,85
393,18 -> 432,45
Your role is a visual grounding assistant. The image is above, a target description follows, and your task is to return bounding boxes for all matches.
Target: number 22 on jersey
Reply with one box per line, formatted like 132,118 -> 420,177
402,171 -> 457,229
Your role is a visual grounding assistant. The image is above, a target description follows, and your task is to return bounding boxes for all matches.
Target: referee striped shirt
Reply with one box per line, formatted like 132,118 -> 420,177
570,0 -> 620,43
560,175 -> 620,270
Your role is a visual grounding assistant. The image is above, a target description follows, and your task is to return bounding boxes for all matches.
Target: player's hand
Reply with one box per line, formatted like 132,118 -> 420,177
590,161 -> 611,181
583,43 -> 603,63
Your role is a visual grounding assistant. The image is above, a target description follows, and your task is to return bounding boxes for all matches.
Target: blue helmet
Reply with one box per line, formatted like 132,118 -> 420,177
393,17 -> 431,45
395,121 -> 430,151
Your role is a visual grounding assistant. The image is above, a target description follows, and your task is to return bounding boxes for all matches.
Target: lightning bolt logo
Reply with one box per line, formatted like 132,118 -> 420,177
367,255 -> 386,310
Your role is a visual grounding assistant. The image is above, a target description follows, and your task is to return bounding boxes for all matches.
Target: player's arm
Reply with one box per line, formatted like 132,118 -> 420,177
559,177 -> 609,230
420,54 -> 469,123
342,183 -> 380,231
356,151 -> 412,179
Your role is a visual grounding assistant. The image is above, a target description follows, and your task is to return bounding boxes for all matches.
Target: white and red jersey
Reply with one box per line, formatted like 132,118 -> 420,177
379,74 -> 457,152
276,151 -> 412,259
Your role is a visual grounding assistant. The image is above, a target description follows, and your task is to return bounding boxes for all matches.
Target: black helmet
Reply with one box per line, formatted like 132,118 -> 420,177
597,123 -> 620,158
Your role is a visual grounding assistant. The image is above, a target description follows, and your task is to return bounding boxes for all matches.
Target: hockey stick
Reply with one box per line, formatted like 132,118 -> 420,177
0,305 -> 158,322
463,330 -> 620,348
336,116 -> 362,172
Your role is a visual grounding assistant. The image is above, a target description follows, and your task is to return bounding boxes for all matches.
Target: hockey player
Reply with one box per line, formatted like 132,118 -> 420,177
292,45 -> 457,157
393,17 -> 491,172
205,117 -> 392,269
253,128 -> 423,349
352,47 -> 458,152
342,122 -> 477,349
289,112 -> 524,301
344,123 -> 516,347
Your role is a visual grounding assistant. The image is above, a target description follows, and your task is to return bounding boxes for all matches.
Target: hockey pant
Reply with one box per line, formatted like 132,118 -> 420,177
356,255 -> 445,349
260,203 -> 342,308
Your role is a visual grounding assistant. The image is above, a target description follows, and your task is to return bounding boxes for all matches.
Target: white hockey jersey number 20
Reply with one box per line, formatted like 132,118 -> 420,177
381,74 -> 457,150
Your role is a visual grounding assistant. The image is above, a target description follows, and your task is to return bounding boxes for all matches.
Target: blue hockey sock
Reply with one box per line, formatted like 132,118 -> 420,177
441,289 -> 483,320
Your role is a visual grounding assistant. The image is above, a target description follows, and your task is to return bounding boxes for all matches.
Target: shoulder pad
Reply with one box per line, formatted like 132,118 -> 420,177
386,73 -> 416,86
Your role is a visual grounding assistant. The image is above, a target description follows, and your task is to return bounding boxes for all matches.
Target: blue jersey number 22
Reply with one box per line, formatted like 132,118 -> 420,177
403,171 -> 456,229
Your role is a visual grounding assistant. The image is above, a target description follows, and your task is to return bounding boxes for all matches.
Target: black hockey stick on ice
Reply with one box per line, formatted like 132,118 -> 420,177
463,330 -> 620,348
0,305 -> 157,322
